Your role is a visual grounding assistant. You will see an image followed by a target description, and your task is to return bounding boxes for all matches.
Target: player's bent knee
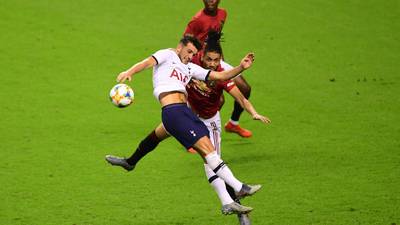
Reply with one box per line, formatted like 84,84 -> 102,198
193,136 -> 215,156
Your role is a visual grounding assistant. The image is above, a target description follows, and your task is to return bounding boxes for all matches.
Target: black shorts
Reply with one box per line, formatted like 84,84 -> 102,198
162,103 -> 210,149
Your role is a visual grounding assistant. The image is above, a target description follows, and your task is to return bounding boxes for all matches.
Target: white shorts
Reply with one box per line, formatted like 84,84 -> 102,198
199,112 -> 222,156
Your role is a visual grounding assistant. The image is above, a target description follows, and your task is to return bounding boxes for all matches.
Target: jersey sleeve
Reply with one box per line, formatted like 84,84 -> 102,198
220,60 -> 233,70
219,8 -> 228,29
220,60 -> 242,77
220,60 -> 237,92
189,63 -> 211,81
184,17 -> 201,37
222,9 -> 228,23
223,80 -> 236,92
152,49 -> 171,65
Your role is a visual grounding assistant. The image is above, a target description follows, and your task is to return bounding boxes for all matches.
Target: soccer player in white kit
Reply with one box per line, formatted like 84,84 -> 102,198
107,35 -> 261,214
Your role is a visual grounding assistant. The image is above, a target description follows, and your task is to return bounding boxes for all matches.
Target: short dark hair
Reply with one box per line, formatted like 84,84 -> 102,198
204,30 -> 222,55
180,35 -> 202,51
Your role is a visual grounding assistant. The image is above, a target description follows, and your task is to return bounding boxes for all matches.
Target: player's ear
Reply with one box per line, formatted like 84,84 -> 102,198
176,43 -> 183,53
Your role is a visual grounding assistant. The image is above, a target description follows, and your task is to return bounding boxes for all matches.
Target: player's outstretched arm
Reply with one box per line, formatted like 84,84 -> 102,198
117,56 -> 157,83
228,86 -> 271,124
208,53 -> 255,81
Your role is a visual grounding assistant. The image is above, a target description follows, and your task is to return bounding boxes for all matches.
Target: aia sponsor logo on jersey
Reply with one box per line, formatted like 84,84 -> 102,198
170,68 -> 189,83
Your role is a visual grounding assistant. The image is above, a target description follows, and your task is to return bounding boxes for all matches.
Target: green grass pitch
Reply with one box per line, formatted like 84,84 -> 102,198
1,0 -> 399,224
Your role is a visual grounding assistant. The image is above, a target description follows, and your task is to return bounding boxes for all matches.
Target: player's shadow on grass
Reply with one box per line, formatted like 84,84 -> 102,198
226,153 -> 270,164
223,137 -> 252,146
222,138 -> 270,164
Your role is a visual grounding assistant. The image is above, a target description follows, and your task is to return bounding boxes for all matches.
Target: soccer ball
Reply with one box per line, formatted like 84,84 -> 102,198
109,84 -> 134,108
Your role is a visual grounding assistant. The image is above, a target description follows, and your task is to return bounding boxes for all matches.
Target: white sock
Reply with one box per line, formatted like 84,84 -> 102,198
229,119 -> 239,125
205,152 -> 243,192
204,164 -> 234,205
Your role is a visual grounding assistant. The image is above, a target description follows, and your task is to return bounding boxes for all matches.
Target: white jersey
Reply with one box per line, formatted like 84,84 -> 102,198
152,48 -> 211,100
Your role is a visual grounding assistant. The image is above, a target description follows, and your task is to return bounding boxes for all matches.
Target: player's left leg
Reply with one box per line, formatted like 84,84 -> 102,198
105,123 -> 169,171
225,75 -> 252,138
126,123 -> 169,166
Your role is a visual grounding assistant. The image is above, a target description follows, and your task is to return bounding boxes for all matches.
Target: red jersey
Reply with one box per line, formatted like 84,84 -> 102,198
184,8 -> 227,45
186,53 -> 235,119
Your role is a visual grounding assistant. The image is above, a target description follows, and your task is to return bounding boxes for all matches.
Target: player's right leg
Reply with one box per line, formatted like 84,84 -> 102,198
204,165 -> 253,216
204,164 -> 253,215
193,137 -> 262,199
105,123 -> 169,171
224,184 -> 251,224
200,113 -> 254,215
161,103 -> 261,213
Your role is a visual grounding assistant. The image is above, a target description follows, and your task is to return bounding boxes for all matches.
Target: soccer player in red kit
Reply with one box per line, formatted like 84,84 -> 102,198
184,0 -> 227,45
185,33 -> 270,224
184,0 -> 255,138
